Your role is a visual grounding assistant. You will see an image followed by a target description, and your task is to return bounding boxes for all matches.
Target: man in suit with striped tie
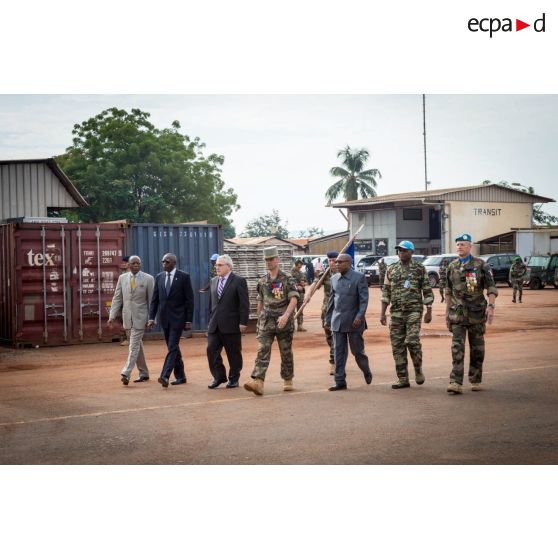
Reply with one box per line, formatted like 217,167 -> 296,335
147,253 -> 195,388
206,254 -> 249,389
108,255 -> 155,385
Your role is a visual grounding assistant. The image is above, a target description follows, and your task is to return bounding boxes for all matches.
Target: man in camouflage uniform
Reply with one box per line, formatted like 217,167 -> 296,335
445,233 -> 498,394
199,253 -> 220,293
509,256 -> 527,303
244,246 -> 299,396
438,259 -> 448,303
305,251 -> 339,375
378,257 -> 387,287
380,241 -> 433,389
291,259 -> 308,331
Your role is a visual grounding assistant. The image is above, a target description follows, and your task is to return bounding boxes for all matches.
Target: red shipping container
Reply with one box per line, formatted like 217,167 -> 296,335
0,222 -> 127,347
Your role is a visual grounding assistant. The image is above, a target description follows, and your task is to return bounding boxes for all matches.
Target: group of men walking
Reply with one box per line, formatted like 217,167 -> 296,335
108,232 -> 499,397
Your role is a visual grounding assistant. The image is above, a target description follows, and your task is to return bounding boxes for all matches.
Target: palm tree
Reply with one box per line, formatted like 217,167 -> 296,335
326,146 -> 382,205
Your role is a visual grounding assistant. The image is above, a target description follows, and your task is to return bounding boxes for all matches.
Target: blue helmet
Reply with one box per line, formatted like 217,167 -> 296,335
210,253 -> 219,261
395,240 -> 415,251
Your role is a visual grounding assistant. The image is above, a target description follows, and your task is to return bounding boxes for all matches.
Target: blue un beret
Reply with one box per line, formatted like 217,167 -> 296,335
455,233 -> 472,242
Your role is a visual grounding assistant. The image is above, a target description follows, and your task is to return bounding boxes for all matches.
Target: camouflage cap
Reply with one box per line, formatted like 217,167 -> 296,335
263,246 -> 279,259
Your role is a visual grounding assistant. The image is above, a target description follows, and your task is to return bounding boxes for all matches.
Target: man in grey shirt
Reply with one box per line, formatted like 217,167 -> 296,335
325,253 -> 373,391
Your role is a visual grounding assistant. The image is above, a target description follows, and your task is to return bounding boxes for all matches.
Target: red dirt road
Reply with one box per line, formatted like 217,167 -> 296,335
1,286 -> 557,464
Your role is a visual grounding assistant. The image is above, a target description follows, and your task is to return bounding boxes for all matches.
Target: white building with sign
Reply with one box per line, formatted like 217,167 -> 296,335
332,183 -> 554,256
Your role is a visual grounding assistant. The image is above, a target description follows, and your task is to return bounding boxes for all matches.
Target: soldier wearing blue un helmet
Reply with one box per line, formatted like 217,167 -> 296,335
200,253 -> 221,293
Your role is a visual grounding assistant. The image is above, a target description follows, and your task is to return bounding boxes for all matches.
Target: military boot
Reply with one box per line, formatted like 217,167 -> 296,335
392,378 -> 410,389
512,297 -> 516,303
519,294 -> 523,303
243,378 -> 264,396
447,382 -> 463,394
297,326 -> 307,332
283,379 -> 294,391
471,383 -> 482,391
415,369 -> 425,385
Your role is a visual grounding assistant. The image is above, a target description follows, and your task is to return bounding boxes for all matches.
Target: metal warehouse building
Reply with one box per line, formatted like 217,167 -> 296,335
333,183 -> 555,256
1,158 -> 88,220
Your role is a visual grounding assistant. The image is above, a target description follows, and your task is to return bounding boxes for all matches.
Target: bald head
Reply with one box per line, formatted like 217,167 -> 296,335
162,253 -> 177,272
335,253 -> 352,274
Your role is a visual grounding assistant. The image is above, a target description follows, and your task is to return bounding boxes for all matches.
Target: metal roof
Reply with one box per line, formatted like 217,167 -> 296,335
0,158 -> 88,207
332,183 -> 554,209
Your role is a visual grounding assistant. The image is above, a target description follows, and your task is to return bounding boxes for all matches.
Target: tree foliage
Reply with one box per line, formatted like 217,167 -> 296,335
483,179 -> 557,225
56,108 -> 239,228
326,146 -> 382,204
296,227 -> 324,238
241,209 -> 289,239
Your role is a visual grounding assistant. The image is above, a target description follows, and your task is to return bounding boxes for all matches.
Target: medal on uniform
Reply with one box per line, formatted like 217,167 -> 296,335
271,281 -> 283,300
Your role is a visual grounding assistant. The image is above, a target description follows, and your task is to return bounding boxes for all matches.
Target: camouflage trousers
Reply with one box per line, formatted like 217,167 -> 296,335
321,308 -> 334,364
449,322 -> 485,385
251,316 -> 294,381
389,312 -> 423,380
511,280 -> 524,300
439,287 -> 445,302
296,295 -> 304,327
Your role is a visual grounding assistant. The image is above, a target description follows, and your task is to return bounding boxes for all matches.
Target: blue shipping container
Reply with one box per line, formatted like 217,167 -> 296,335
128,223 -> 223,332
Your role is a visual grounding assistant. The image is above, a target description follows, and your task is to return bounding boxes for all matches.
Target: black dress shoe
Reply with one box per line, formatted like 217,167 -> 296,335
133,377 -> 149,383
328,384 -> 347,391
120,374 -> 129,385
171,378 -> 187,385
364,372 -> 373,385
226,381 -> 239,388
208,379 -> 226,389
158,377 -> 169,388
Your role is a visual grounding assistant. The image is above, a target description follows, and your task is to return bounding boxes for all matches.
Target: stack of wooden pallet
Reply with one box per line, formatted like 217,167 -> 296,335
224,245 -> 294,319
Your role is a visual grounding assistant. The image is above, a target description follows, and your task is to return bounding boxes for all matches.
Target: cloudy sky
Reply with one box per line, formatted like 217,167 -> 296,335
0,94 -> 556,234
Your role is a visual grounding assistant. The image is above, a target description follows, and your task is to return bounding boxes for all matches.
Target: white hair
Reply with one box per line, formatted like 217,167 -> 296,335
128,255 -> 141,263
217,254 -> 233,269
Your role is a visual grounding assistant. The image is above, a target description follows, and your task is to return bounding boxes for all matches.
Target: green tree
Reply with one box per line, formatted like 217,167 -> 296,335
56,108 -> 239,228
241,209 -> 289,239
297,227 -> 324,238
326,146 -> 382,204
483,179 -> 557,225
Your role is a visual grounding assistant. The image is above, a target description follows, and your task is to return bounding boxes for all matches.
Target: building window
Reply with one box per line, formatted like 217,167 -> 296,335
403,208 -> 422,220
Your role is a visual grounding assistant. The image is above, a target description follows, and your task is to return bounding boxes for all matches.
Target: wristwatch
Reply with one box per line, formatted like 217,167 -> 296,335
488,303 -> 495,309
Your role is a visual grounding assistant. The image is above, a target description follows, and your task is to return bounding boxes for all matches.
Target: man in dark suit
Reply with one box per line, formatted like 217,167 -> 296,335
325,253 -> 373,391
207,254 -> 249,389
147,253 -> 195,388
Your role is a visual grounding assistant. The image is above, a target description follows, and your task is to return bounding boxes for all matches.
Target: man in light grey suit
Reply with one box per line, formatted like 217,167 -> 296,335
108,255 -> 155,385
325,253 -> 373,391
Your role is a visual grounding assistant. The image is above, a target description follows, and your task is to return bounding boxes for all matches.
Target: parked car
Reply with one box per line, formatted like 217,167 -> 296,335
478,253 -> 520,285
422,254 -> 458,287
525,254 -> 558,289
356,255 -> 381,271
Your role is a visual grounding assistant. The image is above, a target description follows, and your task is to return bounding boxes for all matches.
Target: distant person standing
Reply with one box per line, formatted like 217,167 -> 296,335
305,258 -> 315,284
199,253 -> 220,293
291,259 -> 308,332
325,253 -> 373,391
305,251 -> 338,375
445,234 -> 498,394
243,247 -> 299,396
206,255 -> 249,389
380,241 -> 433,389
378,257 -> 387,287
108,256 -> 155,385
148,253 -> 195,388
438,259 -> 448,303
509,256 -> 527,303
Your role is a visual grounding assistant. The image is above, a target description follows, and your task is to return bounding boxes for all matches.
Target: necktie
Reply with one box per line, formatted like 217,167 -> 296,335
131,275 -> 136,290
165,272 -> 171,295
218,277 -> 225,299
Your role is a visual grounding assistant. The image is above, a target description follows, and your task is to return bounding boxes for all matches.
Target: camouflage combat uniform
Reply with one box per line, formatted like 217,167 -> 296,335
446,257 -> 498,385
378,258 -> 387,287
312,267 -> 335,365
251,270 -> 299,381
509,260 -> 527,302
382,261 -> 434,381
291,266 -> 307,328
438,260 -> 448,302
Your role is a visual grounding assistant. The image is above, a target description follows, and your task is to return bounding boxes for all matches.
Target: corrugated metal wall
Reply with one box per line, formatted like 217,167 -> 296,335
441,185 -> 539,203
0,162 -> 78,220
128,224 -> 223,332
308,234 -> 349,255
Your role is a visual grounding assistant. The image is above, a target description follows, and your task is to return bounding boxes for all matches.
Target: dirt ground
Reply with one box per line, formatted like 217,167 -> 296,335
1,285 -> 557,464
